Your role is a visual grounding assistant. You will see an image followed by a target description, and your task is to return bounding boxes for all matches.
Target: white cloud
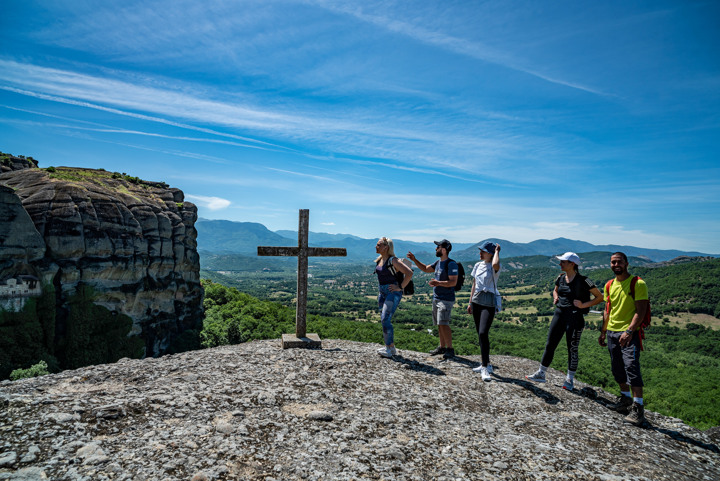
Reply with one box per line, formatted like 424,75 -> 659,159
185,194 -> 231,210
321,222 -> 336,226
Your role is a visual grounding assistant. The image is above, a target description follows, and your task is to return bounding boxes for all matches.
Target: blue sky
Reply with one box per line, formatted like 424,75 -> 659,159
1,1 -> 719,253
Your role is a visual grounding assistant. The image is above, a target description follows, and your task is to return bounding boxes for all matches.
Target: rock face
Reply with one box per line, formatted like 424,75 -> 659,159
1,340 -> 718,480
0,158 -> 203,357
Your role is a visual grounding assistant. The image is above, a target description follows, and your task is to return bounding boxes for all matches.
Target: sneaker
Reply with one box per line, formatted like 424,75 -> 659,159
486,364 -> 494,375
525,370 -> 546,383
472,364 -> 484,372
377,347 -> 396,358
608,395 -> 633,413
442,348 -> 455,359
562,378 -> 574,391
624,402 -> 646,426
428,346 -> 446,356
480,367 -> 492,382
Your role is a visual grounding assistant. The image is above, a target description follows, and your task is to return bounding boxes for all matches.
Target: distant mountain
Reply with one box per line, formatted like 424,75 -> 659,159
259,228 -> 473,262
195,219 -> 293,254
196,219 -> 716,263
456,237 -> 715,263
275,230 -> 364,244
497,252 -> 655,271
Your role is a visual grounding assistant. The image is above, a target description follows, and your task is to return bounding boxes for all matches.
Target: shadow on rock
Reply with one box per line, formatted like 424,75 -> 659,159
650,426 -> 720,454
389,355 -> 446,376
444,355 -> 477,368
491,374 -> 561,405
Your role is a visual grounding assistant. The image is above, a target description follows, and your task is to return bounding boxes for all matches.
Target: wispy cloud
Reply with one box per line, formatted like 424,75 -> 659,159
0,60 -> 576,181
185,194 -> 231,210
313,1 -> 609,96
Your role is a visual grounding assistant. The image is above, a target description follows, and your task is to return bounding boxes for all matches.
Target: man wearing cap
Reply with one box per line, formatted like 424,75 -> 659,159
407,239 -> 459,359
600,252 -> 649,426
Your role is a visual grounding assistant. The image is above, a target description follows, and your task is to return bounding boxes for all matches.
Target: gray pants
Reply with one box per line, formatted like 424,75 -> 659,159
607,330 -> 644,387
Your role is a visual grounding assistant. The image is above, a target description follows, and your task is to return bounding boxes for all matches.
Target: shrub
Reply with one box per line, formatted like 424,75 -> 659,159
46,166 -> 56,173
10,360 -> 49,381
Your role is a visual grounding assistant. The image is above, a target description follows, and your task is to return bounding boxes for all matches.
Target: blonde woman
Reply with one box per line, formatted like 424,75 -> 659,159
374,237 -> 413,358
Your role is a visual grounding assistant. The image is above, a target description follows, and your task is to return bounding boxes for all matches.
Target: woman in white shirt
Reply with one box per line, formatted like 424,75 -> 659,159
467,241 -> 501,381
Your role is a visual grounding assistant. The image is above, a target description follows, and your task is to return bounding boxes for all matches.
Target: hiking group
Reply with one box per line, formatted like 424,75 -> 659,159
374,239 -> 650,427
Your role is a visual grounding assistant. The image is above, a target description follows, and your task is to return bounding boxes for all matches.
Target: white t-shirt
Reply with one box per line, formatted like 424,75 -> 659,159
470,261 -> 500,296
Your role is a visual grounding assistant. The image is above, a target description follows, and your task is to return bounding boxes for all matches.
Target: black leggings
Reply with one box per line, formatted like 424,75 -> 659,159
472,303 -> 495,366
541,307 -> 585,372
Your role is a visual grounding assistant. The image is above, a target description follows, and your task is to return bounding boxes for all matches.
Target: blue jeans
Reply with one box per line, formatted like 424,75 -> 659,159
378,284 -> 402,346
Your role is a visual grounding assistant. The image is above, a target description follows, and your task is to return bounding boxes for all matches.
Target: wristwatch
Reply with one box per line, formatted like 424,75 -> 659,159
625,329 -> 633,336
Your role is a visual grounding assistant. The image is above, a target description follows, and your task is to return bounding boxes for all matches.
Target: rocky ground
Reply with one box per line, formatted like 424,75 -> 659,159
1,339 -> 718,480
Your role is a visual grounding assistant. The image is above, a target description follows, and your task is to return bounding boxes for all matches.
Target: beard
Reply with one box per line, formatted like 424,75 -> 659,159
612,266 -> 627,275
436,250 -> 442,257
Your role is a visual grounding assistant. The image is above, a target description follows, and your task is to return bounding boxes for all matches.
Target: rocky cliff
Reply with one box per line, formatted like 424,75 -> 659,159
0,340 -> 718,480
0,154 -> 203,365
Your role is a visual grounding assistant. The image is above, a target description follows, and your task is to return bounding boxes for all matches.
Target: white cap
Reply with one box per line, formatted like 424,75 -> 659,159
556,252 -> 581,265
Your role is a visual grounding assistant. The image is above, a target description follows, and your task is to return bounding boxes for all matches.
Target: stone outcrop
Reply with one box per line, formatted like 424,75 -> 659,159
0,156 -> 202,357
0,340 -> 717,480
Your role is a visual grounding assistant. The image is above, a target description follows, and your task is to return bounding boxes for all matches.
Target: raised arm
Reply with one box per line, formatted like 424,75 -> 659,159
406,251 -> 434,273
492,243 -> 501,272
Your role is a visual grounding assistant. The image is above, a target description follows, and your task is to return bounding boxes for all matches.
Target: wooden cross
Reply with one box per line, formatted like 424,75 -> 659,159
257,209 -> 346,348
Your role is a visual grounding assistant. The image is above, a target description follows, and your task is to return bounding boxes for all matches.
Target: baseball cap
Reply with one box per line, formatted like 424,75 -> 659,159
478,241 -> 496,254
434,239 -> 452,252
556,252 -> 581,265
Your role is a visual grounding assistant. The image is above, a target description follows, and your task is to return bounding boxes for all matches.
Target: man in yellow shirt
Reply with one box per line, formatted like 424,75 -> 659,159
599,252 -> 649,426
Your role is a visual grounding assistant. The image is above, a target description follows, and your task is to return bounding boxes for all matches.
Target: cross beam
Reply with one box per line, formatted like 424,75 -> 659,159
257,209 -> 346,348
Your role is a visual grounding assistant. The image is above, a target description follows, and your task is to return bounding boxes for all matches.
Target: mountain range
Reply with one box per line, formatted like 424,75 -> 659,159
195,218 -> 717,264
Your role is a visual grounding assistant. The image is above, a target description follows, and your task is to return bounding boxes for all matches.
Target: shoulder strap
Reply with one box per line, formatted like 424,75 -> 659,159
604,279 -> 614,314
386,256 -> 396,275
630,276 -> 639,299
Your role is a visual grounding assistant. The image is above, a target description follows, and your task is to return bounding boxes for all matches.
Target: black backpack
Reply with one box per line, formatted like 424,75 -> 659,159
448,258 -> 465,292
387,257 -> 415,295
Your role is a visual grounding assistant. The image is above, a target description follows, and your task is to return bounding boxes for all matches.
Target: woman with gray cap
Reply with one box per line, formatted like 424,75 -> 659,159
467,241 -> 501,382
526,252 -> 603,390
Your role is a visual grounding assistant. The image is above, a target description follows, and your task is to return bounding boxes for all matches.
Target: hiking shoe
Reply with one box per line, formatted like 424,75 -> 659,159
562,378 -> 574,391
377,347 -> 396,358
525,370 -> 546,383
624,402 -> 646,426
608,395 -> 633,413
428,346 -> 446,356
442,348 -> 455,359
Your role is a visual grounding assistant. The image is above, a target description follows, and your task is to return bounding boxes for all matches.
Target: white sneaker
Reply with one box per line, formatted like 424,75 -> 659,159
377,346 -> 396,358
480,367 -> 492,382
526,370 -> 546,383
472,364 -> 484,372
